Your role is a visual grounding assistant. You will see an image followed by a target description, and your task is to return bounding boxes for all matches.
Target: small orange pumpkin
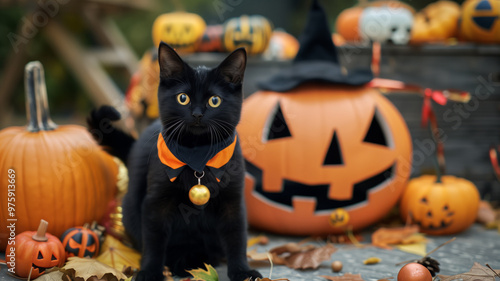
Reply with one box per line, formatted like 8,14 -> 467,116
196,24 -> 225,53
6,220 -> 65,279
0,62 -> 118,250
335,6 -> 363,42
152,12 -> 206,53
223,15 -> 273,54
400,175 -> 480,235
460,0 -> 500,43
239,84 -> 412,235
61,225 -> 100,258
411,0 -> 461,43
263,30 -> 299,60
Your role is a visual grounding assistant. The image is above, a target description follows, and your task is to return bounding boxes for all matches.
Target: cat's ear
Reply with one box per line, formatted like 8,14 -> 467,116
158,42 -> 184,79
216,48 -> 247,84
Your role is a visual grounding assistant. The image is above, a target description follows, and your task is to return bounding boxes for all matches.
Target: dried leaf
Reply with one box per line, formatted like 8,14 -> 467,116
96,236 -> 141,271
35,270 -> 64,281
320,273 -> 365,280
247,235 -> 269,248
62,257 -> 128,281
363,257 -> 381,265
186,263 -> 219,281
477,201 -> 497,225
395,242 -> 427,256
269,242 -> 315,255
284,244 -> 336,270
371,225 -> 419,249
329,233 -> 364,244
247,249 -> 271,261
439,262 -> 500,281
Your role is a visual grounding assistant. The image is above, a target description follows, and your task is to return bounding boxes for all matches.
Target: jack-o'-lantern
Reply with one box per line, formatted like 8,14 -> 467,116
197,24 -> 224,52
411,1 -> 461,43
0,62 -> 118,251
263,30 -> 300,60
329,208 -> 350,227
152,12 -> 206,53
400,175 -> 480,235
223,15 -> 272,54
7,220 -> 65,279
460,0 -> 500,43
240,85 -> 412,235
61,225 -> 100,258
239,0 -> 412,236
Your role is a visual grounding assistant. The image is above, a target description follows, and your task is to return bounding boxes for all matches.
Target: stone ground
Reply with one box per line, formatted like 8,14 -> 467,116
1,224 -> 499,281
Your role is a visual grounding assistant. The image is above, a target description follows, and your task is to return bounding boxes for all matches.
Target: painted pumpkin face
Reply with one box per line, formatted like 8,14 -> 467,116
223,15 -> 272,54
460,0 -> 500,43
197,24 -> 224,52
152,12 -> 206,53
61,227 -> 100,258
400,175 -> 480,235
238,84 -> 412,235
359,7 -> 414,45
6,231 -> 65,278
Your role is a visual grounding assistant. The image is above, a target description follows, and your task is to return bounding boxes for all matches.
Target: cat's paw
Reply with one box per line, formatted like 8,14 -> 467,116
228,269 -> 262,281
133,270 -> 164,281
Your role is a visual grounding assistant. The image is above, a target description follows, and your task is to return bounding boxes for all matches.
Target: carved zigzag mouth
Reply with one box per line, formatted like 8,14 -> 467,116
245,160 -> 395,213
409,212 -> 453,231
32,263 -> 48,274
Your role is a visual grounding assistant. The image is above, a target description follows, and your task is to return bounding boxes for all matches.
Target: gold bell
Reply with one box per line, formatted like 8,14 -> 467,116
189,171 -> 210,206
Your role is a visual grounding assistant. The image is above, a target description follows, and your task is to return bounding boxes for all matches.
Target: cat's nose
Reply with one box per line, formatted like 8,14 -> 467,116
192,107 -> 203,120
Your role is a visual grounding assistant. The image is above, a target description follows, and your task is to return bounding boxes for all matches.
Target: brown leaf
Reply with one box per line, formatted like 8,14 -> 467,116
477,200 -> 497,225
320,273 -> 365,280
62,257 -> 128,281
96,236 -> 141,272
439,262 -> 500,281
247,249 -> 271,261
329,233 -> 364,244
269,242 -> 315,255
371,225 -> 419,249
284,244 -> 336,270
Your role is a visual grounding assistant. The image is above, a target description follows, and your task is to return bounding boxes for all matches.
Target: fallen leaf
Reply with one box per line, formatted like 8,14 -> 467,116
62,257 -> 128,281
247,249 -> 271,261
35,271 -> 64,281
477,201 -> 497,225
439,262 -> 500,281
328,233 -> 364,244
186,263 -> 219,281
371,225 -> 419,249
96,236 -> 141,271
284,244 -> 336,270
270,242 -> 315,255
320,273 -> 365,280
395,242 -> 427,256
363,257 -> 381,265
247,235 -> 269,247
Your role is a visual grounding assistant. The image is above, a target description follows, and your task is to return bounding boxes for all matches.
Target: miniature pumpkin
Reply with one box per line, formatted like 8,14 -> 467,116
336,6 -> 363,42
411,1 -> 461,43
6,220 -> 65,278
223,15 -> 273,54
263,30 -> 300,60
400,175 -> 480,235
0,62 -> 118,251
460,0 -> 500,43
152,12 -> 206,53
61,225 -> 100,258
196,24 -> 224,52
239,84 -> 412,235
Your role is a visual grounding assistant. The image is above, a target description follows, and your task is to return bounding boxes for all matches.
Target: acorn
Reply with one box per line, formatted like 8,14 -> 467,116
331,261 -> 343,272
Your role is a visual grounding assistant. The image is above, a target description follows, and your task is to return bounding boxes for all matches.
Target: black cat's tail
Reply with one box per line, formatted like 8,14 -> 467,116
87,105 -> 135,164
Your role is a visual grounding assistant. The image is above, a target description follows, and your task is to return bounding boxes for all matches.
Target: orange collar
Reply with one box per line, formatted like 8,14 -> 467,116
157,133 -> 237,182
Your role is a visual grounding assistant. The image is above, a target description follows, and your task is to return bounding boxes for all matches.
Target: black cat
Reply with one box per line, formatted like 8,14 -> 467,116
88,43 -> 262,281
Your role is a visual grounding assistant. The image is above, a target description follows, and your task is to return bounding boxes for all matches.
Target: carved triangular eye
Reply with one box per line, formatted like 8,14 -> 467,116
51,254 -> 57,261
323,131 -> 343,165
38,252 -> 43,259
363,108 -> 390,147
265,102 -> 292,141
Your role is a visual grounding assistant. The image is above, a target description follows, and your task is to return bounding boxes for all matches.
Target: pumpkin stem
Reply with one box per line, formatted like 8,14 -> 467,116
25,61 -> 57,132
32,219 -> 49,242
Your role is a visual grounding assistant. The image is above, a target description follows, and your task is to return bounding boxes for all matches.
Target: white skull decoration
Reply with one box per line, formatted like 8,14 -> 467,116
359,7 -> 414,45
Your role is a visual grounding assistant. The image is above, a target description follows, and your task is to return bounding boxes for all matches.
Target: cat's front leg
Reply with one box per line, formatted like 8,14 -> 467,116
135,196 -> 169,281
218,200 -> 262,281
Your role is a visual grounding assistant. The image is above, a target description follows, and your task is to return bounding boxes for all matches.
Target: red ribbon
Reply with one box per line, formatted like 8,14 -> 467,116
421,88 -> 447,128
489,146 -> 500,181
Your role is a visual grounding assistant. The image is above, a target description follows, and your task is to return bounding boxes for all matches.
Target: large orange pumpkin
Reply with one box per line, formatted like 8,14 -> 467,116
6,220 -> 66,279
238,84 -> 412,235
460,0 -> 500,43
0,62 -> 118,250
400,175 -> 480,235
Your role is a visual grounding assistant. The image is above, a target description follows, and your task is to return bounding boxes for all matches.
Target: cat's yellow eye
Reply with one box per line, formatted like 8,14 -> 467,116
208,96 -> 222,108
177,93 -> 190,105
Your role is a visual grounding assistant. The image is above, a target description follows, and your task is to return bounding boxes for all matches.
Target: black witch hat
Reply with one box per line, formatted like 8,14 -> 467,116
258,0 -> 373,92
